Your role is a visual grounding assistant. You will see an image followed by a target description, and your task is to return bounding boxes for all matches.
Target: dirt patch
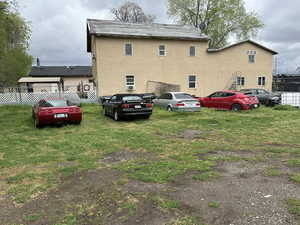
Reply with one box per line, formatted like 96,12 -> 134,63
170,160 -> 300,225
0,168 -> 185,225
262,142 -> 300,148
0,168 -> 121,225
99,150 -> 157,164
158,129 -> 202,140
198,150 -> 258,160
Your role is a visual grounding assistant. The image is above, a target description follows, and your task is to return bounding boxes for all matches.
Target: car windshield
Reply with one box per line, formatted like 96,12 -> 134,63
174,93 -> 194,99
47,100 -> 68,107
122,96 -> 142,102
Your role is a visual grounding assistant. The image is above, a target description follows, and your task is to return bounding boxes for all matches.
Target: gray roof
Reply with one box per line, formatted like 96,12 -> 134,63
87,19 -> 209,52
207,40 -> 278,55
29,66 -> 92,78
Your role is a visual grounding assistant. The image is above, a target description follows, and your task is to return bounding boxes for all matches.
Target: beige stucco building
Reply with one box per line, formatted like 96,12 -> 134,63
87,19 -> 277,97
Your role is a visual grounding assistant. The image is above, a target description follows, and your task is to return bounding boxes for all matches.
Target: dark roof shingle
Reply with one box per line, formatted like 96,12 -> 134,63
87,19 -> 209,52
29,66 -> 92,77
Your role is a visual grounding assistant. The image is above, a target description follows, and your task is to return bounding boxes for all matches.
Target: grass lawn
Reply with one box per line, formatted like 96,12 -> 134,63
0,104 -> 300,224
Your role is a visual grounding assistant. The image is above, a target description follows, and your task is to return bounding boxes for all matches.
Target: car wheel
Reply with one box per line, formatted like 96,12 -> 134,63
167,106 -> 173,112
113,110 -> 120,121
232,104 -> 242,112
143,115 -> 150,119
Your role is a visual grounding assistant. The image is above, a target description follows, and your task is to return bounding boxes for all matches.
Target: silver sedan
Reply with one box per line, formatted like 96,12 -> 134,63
153,92 -> 201,112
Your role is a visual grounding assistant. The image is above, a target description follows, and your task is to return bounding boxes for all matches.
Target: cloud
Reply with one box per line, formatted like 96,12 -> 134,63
18,0 -> 300,73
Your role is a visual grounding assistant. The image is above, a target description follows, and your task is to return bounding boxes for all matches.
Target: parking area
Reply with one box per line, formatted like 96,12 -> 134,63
0,104 -> 300,225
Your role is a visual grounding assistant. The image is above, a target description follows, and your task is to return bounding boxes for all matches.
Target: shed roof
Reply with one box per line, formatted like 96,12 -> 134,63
207,40 -> 278,55
18,77 -> 62,83
87,19 -> 209,52
29,66 -> 92,77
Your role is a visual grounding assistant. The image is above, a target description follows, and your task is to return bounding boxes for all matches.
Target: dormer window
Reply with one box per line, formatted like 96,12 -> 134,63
247,50 -> 256,63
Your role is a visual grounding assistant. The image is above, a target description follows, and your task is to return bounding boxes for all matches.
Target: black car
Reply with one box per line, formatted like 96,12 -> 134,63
102,94 -> 153,121
240,89 -> 281,106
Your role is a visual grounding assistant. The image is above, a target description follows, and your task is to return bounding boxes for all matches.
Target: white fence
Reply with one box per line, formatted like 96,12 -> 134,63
281,92 -> 300,107
0,88 -> 98,105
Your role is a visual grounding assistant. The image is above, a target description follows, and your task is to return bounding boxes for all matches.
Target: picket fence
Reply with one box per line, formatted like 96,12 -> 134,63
0,89 -> 98,105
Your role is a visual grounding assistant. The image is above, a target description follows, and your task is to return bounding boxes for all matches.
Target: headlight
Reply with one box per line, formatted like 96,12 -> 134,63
271,96 -> 279,100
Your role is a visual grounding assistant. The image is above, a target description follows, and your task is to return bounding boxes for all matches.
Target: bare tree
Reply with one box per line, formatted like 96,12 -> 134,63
111,1 -> 155,24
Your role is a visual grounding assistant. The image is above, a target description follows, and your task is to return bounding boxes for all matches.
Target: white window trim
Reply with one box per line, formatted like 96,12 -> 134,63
257,76 -> 266,86
236,76 -> 245,86
189,46 -> 196,57
188,75 -> 197,89
125,74 -> 135,87
158,44 -> 167,56
125,43 -> 133,56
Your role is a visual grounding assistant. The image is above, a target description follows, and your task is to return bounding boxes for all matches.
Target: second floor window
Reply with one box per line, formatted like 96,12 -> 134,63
126,75 -> 135,86
125,43 -> 132,56
258,76 -> 266,86
188,75 -> 196,88
159,45 -> 166,56
190,46 -> 196,56
249,55 -> 255,63
237,77 -> 245,86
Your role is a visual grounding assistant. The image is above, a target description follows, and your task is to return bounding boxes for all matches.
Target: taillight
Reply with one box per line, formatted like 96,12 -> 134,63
146,103 -> 153,108
122,104 -> 130,108
39,108 -> 52,114
196,103 -> 201,106
176,102 -> 185,107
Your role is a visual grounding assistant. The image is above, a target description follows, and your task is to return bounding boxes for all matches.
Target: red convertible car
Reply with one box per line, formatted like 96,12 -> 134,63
32,99 -> 82,127
198,91 -> 260,111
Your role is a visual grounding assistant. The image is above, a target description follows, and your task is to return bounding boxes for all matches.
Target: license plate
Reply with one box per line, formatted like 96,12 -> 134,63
134,105 -> 142,109
55,114 -> 67,118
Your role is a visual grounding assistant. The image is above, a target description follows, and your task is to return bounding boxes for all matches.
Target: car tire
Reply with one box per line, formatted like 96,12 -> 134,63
232,104 -> 242,112
113,110 -> 120,121
144,115 -> 150,119
167,106 -> 173,112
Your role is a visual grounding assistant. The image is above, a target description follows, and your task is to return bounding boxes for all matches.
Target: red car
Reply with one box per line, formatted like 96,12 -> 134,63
32,99 -> 82,127
198,91 -> 260,111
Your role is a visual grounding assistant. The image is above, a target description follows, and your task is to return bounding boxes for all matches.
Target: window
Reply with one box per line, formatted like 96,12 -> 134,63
159,45 -> 166,56
159,93 -> 172,100
125,43 -> 132,56
174,93 -> 194,99
126,75 -> 135,86
122,96 -> 142,101
190,46 -> 196,56
188,75 -> 196,88
209,92 -> 224,98
110,95 -> 117,102
247,50 -> 256,63
249,55 -> 255,63
237,77 -> 245,86
258,76 -> 266,86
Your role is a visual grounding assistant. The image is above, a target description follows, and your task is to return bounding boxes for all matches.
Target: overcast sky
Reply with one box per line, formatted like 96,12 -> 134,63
18,0 -> 300,73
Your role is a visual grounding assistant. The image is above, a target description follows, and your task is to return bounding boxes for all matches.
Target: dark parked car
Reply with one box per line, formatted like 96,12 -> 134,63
32,99 -> 82,128
102,94 -> 153,121
240,89 -> 281,106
